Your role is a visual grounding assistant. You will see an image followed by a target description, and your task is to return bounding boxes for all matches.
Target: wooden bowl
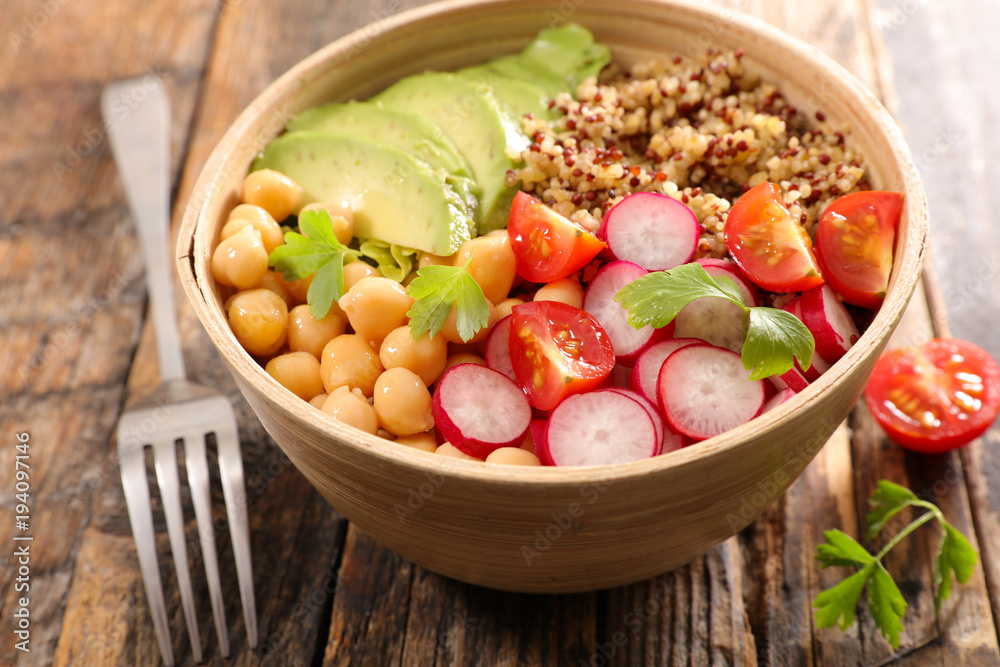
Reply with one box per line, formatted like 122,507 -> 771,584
177,0 -> 927,593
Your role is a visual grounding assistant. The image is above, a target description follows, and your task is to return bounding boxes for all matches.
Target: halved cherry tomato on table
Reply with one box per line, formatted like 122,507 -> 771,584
724,182 -> 824,293
865,338 -> 1000,454
509,301 -> 615,411
815,191 -> 902,310
507,191 -> 606,283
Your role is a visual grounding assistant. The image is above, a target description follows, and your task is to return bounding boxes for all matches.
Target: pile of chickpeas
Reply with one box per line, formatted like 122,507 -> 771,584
212,169 -> 585,466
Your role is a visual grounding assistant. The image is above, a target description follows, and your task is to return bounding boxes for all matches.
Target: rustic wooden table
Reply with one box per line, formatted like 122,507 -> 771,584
3,0 -> 1000,664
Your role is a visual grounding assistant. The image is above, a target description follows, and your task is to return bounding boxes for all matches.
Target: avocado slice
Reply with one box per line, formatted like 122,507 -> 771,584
373,72 -> 526,235
286,100 -> 475,181
456,65 -> 556,121
252,132 -> 474,255
482,55 -> 570,100
519,24 -> 611,91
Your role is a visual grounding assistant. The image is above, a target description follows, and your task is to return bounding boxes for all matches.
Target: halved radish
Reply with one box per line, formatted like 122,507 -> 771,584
798,284 -> 861,364
583,261 -> 659,363
657,343 -> 765,440
545,389 -> 659,466
781,295 -> 832,380
606,387 -> 665,454
601,192 -> 698,270
530,419 -> 554,466
762,387 -> 796,413
629,338 -> 702,407
769,366 -> 810,393
484,315 -> 515,381
432,364 -> 532,459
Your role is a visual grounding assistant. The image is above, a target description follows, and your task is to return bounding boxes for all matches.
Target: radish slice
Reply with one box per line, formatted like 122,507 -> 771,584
432,364 -> 531,459
781,295 -> 832,381
629,338 -> 702,407
583,261 -> 658,363
674,261 -> 759,352
602,192 -> 698,270
545,389 -> 659,465
660,423 -> 688,454
798,284 -> 861,364
606,387 -> 665,454
530,419 -> 554,466
657,343 -> 765,440
695,258 -> 759,307
769,366 -> 810,393
762,387 -> 796,413
484,315 -> 515,381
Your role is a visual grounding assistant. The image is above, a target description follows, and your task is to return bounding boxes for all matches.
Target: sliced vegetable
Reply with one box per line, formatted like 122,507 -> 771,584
601,192 -> 698,271
507,191 -> 606,283
864,338 -> 1000,453
432,363 -> 532,459
629,338 -> 702,408
545,389 -> 659,466
584,261 -> 661,363
484,315 -> 516,381
797,284 -> 861,364
508,301 -> 616,411
724,182 -> 824,293
815,191 -> 902,309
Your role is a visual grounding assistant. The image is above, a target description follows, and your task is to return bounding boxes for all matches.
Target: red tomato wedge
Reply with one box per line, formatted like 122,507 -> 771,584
509,301 -> 615,411
815,191 -> 902,309
724,182 -> 824,293
507,191 -> 606,283
865,338 -> 1000,454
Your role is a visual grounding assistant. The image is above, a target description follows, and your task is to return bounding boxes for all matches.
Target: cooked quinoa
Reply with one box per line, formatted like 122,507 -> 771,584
507,48 -> 869,259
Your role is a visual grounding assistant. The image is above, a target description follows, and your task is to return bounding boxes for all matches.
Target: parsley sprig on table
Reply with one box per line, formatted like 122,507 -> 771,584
813,480 -> 978,649
613,262 -> 814,380
405,261 -> 490,343
268,209 -> 360,320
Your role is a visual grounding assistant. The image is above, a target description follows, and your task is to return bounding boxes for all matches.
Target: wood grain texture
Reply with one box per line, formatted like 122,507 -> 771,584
4,0 -> 999,664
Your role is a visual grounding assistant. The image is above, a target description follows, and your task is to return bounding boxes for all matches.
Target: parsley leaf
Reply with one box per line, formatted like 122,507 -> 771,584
268,208 -> 359,320
743,308 -> 815,380
813,480 -> 978,650
406,263 -> 490,342
613,262 -> 814,379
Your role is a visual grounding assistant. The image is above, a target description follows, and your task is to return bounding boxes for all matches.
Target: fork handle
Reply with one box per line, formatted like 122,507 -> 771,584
102,78 -> 186,382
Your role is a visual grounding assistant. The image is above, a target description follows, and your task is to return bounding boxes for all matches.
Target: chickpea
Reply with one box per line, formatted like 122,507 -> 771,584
280,273 -> 313,305
320,334 -> 383,396
256,271 -> 295,308
394,432 -> 437,453
495,297 -> 525,320
342,260 -> 379,292
379,326 -> 448,386
435,443 -> 479,460
442,352 -> 487,376
222,204 -> 284,253
265,351 -> 324,400
440,298 -> 498,344
453,234 -> 517,304
228,288 -> 288,357
288,304 -> 347,359
321,386 -> 378,434
240,169 -> 303,222
485,447 -> 542,466
339,276 -> 415,345
212,226 -> 268,289
299,200 -> 354,245
533,277 -> 584,309
372,368 -> 434,436
308,393 -> 328,409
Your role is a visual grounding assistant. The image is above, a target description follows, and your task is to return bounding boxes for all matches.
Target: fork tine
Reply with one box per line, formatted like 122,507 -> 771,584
118,437 -> 175,667
183,431 -> 231,657
213,414 -> 258,648
152,437 -> 203,663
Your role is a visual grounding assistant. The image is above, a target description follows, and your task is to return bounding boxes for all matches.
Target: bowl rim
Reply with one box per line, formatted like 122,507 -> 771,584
177,0 -> 928,489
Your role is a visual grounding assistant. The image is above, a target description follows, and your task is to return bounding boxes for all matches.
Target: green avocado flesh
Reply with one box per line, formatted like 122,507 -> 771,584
252,132 -> 474,255
456,65 -> 557,121
373,72 -> 524,235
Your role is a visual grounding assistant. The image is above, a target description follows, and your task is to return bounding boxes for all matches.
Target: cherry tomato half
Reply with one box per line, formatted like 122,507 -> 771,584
724,182 -> 824,293
507,191 -> 606,283
509,301 -> 615,411
815,191 -> 902,310
865,338 -> 1000,454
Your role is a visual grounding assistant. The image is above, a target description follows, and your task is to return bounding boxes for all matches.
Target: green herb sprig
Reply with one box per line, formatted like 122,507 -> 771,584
268,209 -> 361,320
613,262 -> 814,379
813,480 -> 978,649
405,261 -> 490,343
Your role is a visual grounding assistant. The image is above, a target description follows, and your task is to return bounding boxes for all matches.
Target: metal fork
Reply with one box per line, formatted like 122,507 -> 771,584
104,77 -> 258,665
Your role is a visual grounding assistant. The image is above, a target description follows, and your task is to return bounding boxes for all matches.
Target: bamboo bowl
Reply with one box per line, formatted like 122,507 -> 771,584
177,0 -> 928,592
